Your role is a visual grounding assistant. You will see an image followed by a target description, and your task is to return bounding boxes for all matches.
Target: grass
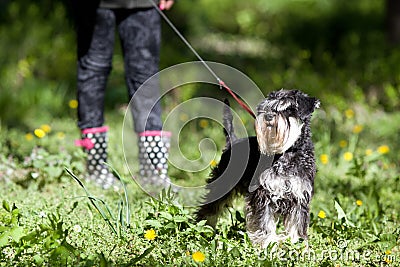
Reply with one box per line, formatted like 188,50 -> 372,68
1,0 -> 399,264
0,101 -> 399,266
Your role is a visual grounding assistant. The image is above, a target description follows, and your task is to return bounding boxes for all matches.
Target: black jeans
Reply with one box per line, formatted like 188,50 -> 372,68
76,7 -> 163,132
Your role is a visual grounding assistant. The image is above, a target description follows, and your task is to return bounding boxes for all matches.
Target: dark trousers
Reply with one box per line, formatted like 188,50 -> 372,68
75,7 -> 163,132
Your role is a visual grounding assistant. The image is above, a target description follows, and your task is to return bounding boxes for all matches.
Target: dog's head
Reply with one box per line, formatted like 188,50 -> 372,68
255,89 -> 320,155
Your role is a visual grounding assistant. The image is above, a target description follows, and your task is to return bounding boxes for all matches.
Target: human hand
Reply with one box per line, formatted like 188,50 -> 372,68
159,0 -> 174,10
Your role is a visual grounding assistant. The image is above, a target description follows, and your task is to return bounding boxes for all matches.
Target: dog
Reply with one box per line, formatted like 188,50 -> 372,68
195,89 -> 320,248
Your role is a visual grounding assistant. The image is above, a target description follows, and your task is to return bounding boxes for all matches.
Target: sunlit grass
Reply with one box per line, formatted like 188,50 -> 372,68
0,103 -> 399,265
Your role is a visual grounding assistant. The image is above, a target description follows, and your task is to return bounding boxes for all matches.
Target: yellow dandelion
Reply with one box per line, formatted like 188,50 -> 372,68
210,159 -> 217,167
34,128 -> 46,139
344,109 -> 354,119
384,257 -> 392,264
339,140 -> 347,148
318,210 -> 326,219
25,133 -> 34,141
377,145 -> 389,155
40,124 -> 51,133
320,154 -> 329,165
385,250 -> 391,255
56,132 -> 65,140
352,125 -> 363,134
343,152 -> 353,161
69,99 -> 78,109
365,149 -> 373,156
199,119 -> 209,128
144,229 -> 156,241
356,200 -> 363,206
192,251 -> 205,262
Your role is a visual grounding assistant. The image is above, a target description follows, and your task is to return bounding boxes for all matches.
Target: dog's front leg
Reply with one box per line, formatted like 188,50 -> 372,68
246,195 -> 283,248
283,204 -> 310,243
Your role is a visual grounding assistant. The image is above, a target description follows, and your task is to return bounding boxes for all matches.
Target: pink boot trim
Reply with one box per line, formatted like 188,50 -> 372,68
75,138 -> 95,150
82,126 -> 109,134
139,130 -> 171,137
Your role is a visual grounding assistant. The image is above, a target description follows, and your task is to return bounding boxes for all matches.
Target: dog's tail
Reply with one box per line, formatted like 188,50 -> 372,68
223,98 -> 237,146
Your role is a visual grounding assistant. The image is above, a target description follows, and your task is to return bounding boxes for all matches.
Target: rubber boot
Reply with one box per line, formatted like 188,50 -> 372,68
137,131 -> 172,190
75,126 -> 118,190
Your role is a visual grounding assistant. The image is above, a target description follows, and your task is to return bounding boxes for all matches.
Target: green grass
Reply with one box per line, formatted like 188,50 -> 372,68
1,0 -> 399,265
0,103 -> 399,266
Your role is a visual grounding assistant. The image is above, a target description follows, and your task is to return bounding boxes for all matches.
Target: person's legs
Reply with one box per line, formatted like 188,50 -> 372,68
117,8 -> 162,133
118,8 -> 172,189
75,8 -> 119,190
77,8 -> 115,129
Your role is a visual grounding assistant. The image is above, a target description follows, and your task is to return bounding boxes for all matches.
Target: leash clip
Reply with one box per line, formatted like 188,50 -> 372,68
217,78 -> 223,90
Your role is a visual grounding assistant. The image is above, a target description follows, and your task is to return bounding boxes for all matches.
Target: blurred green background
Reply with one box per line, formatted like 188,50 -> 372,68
0,0 -> 399,128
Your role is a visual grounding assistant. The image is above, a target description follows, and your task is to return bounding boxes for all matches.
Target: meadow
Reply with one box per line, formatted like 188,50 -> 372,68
1,0 -> 400,266
0,101 -> 399,266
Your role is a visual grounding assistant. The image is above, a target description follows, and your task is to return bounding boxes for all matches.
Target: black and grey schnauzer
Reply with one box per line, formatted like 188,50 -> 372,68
196,89 -> 320,248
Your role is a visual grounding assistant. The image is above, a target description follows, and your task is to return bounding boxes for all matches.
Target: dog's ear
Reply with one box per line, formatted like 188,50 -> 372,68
298,95 -> 320,120
309,97 -> 320,110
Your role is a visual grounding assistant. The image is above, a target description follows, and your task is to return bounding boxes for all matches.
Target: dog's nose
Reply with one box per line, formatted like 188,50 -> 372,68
264,113 -> 274,122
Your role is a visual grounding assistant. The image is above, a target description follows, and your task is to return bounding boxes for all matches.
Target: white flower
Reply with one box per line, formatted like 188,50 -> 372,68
38,211 -> 46,218
73,224 -> 82,233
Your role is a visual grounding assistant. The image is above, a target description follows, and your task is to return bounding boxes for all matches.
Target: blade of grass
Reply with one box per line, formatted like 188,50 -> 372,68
128,246 -> 155,265
64,168 -> 118,236
118,199 -> 124,230
103,162 -> 131,227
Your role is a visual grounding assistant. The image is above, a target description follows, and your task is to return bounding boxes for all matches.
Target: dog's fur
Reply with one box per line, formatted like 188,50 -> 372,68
196,89 -> 320,248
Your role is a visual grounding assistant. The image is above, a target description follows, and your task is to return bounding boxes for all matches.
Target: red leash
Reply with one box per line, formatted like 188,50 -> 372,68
149,0 -> 256,119
218,80 -> 256,119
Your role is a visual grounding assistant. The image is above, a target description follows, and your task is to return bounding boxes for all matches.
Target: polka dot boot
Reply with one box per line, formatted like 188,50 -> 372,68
75,126 -> 119,190
138,131 -> 172,189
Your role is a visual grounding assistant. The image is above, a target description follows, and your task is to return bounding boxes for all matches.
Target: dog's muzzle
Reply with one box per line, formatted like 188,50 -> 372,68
255,111 -> 303,156
264,112 -> 275,123
257,110 -> 279,139
264,112 -> 278,139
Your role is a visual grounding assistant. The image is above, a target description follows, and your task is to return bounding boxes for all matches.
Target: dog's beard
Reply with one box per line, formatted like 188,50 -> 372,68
255,114 -> 303,155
